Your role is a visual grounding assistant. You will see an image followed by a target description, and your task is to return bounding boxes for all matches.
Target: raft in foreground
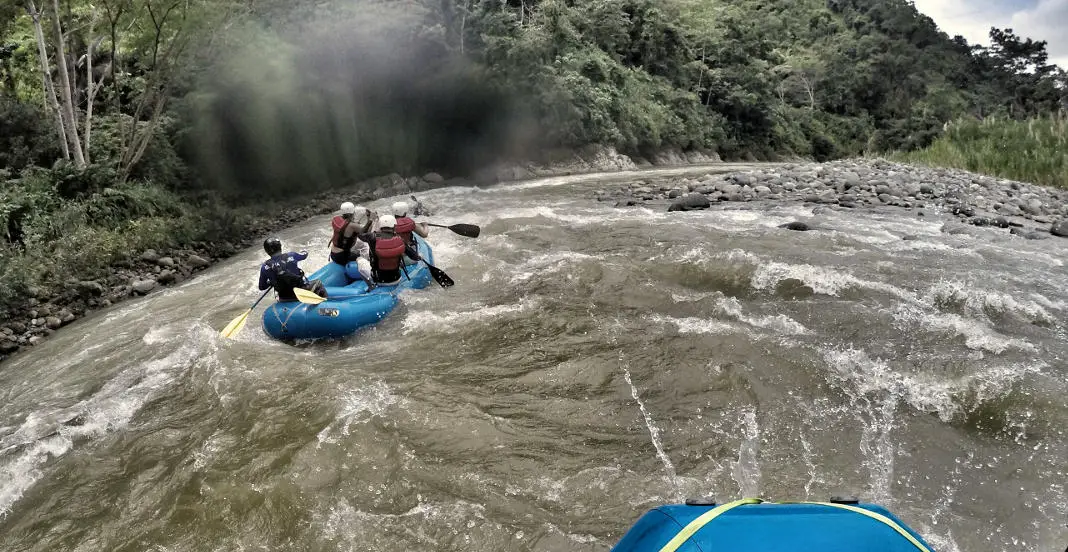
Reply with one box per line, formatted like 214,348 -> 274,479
612,498 -> 936,552
261,237 -> 435,340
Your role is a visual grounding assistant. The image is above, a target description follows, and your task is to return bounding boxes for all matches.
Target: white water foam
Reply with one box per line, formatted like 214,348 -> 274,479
925,281 -> 1055,324
316,381 -> 404,446
892,304 -> 1035,355
730,408 -> 762,497
0,331 -> 211,516
498,251 -> 603,284
669,292 -> 809,335
401,299 -> 538,335
751,261 -> 915,301
619,353 -> 676,480
646,314 -> 737,335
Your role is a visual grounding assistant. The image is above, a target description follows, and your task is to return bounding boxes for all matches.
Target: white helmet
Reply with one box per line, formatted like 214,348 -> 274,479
391,201 -> 409,217
339,201 -> 356,215
378,214 -> 397,229
353,206 -> 370,225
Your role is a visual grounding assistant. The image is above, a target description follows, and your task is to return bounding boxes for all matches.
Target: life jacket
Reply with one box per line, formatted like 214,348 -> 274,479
395,216 -> 416,247
373,232 -> 406,271
331,216 -> 357,252
265,254 -> 305,298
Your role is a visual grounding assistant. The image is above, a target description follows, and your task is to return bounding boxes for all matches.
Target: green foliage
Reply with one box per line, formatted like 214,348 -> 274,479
895,116 -> 1068,189
0,96 -> 59,170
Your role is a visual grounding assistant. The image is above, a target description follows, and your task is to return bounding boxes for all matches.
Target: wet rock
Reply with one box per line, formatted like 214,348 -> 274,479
901,235 -> 920,241
614,198 -> 640,208
668,193 -> 711,212
187,255 -> 211,269
45,316 -> 62,330
156,270 -> 177,285
157,257 -> 176,268
0,336 -> 18,354
59,309 -> 75,323
779,221 -> 812,231
28,336 -> 43,346
1022,199 -> 1044,215
7,321 -> 26,333
131,280 -> 157,295
1050,219 -> 1068,237
754,185 -> 772,196
1011,227 -> 1050,240
953,205 -> 976,217
732,174 -> 755,186
667,189 -> 683,199
77,280 -> 105,296
140,249 -> 161,263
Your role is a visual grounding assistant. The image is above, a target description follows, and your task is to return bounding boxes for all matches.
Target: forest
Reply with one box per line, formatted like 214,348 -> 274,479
0,0 -> 1066,313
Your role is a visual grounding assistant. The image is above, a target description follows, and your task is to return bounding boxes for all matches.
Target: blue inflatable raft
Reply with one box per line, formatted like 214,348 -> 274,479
612,498 -> 936,552
261,237 -> 435,340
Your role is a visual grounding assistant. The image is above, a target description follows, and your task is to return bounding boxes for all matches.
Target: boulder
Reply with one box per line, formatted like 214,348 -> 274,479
668,193 -> 711,212
1051,219 -> 1068,238
1011,227 -> 1050,240
157,270 -> 177,285
779,221 -> 812,231
45,316 -> 62,330
187,255 -> 211,269
59,309 -> 75,323
131,280 -> 157,295
77,280 -> 105,296
0,336 -> 18,354
157,257 -> 175,268
140,249 -> 161,263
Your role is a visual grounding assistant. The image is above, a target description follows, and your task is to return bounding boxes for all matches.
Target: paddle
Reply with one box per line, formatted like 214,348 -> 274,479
423,260 -> 455,288
220,287 -> 272,339
293,287 -> 328,305
425,222 -> 480,238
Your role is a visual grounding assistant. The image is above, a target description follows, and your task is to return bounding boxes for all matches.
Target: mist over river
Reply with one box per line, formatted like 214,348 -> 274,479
1,164 -> 1065,551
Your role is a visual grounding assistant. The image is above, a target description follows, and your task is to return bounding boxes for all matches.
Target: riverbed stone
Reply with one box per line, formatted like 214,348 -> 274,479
1051,219 -> 1068,237
668,193 -> 711,212
157,257 -> 176,268
187,255 -> 211,269
140,249 -> 161,263
780,221 -> 812,231
131,280 -> 157,294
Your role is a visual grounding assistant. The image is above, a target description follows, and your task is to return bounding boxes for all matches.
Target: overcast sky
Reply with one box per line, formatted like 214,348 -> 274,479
912,0 -> 1068,69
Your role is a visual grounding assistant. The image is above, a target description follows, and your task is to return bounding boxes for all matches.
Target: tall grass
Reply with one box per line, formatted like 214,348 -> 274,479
894,114 -> 1068,189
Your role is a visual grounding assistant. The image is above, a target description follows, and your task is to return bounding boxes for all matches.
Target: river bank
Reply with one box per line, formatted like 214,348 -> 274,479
600,158 -> 1068,240
0,146 -> 722,363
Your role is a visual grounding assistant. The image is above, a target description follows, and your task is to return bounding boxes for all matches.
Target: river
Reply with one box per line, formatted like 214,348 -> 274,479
0,165 -> 1065,551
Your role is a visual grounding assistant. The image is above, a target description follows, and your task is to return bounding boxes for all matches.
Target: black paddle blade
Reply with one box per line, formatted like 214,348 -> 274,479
426,263 -> 455,288
448,223 -> 480,238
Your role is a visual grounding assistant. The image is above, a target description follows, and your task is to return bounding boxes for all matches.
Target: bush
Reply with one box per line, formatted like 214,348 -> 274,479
0,96 -> 59,170
896,115 -> 1068,188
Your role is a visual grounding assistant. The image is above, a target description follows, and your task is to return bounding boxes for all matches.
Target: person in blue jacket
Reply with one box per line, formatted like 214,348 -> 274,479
259,237 -> 326,302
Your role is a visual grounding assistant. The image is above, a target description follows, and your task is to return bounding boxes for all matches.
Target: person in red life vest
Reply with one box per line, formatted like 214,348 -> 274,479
391,201 -> 430,265
329,202 -> 375,289
359,214 -> 422,285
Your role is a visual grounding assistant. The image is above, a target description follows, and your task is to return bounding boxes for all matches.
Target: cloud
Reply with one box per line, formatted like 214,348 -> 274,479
913,0 -> 1068,69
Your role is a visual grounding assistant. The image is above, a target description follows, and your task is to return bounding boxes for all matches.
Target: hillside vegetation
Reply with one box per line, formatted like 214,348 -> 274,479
0,0 -> 1066,316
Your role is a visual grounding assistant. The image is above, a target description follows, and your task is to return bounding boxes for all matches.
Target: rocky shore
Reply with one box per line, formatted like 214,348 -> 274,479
598,158 -> 1068,239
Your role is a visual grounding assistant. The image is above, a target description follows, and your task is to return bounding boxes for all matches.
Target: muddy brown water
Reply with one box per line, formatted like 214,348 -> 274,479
1,165 -> 1065,551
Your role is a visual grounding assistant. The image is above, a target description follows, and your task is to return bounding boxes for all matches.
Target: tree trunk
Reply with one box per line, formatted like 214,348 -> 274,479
26,0 -> 70,161
49,0 -> 86,168
83,12 -> 100,164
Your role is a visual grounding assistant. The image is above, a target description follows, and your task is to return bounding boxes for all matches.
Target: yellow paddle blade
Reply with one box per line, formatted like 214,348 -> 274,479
220,309 -> 252,339
293,287 -> 327,305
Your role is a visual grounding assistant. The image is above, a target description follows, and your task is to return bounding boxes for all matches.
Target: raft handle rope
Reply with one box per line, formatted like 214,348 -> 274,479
656,498 -> 933,552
